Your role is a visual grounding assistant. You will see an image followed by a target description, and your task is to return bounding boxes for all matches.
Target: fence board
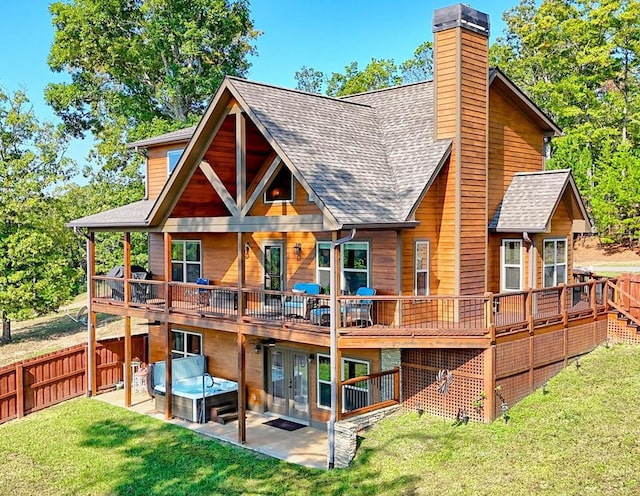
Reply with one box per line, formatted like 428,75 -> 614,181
0,334 -> 147,425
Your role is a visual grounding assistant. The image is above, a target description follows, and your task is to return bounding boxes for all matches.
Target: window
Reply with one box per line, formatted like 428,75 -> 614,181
316,242 -> 331,292
171,330 -> 202,359
167,148 -> 184,174
265,167 -> 293,202
316,354 -> 370,411
415,241 -> 430,295
316,241 -> 371,294
171,240 -> 202,283
501,239 -> 523,291
543,239 -> 567,287
342,242 -> 370,294
342,357 -> 370,412
317,354 -> 331,409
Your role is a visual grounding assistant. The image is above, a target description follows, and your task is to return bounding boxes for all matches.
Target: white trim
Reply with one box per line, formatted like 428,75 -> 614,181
500,239 -> 523,292
171,329 -> 203,358
543,238 -> 568,287
263,166 -> 294,204
171,239 -> 202,283
317,353 -> 331,410
415,240 -> 430,296
167,148 -> 185,175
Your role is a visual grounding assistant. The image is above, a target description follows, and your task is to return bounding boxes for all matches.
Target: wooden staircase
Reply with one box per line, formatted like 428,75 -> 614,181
606,277 -> 640,345
210,400 -> 238,424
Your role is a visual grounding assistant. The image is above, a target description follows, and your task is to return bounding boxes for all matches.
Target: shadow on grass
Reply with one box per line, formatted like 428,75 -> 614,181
79,413 -> 419,496
10,313 -> 121,344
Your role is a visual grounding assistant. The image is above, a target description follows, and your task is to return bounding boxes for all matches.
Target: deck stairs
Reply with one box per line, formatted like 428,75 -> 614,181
210,400 -> 238,424
606,278 -> 640,343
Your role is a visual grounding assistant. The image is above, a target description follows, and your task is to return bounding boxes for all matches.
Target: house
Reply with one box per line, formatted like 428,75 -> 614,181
69,4 -> 605,467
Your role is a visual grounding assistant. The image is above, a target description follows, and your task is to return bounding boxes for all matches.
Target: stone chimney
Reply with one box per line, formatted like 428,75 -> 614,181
433,4 -> 490,296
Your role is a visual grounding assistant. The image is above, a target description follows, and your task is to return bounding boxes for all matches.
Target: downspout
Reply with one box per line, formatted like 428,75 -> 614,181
523,232 -> 535,289
328,228 -> 356,469
73,227 -> 93,396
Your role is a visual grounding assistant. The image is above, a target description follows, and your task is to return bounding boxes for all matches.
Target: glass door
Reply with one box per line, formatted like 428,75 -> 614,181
264,242 -> 284,306
268,348 -> 309,423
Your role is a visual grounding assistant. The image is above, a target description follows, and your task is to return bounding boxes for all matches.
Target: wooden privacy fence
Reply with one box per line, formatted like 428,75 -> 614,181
0,334 -> 147,425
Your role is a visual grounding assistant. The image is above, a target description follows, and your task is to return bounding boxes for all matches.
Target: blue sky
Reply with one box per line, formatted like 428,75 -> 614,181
0,0 -> 516,171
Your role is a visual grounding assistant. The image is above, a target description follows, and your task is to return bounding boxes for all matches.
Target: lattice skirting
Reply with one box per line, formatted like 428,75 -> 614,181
607,313 -> 640,345
401,349 -> 485,422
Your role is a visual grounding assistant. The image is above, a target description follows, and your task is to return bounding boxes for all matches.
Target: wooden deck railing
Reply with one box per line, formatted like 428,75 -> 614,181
340,367 -> 400,419
91,277 -> 612,337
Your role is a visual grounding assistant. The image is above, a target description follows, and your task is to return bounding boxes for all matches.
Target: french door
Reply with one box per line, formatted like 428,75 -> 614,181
268,348 -> 309,423
263,241 -> 284,306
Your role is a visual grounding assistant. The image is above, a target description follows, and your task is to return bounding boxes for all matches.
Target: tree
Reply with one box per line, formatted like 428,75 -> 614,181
0,90 -> 80,341
47,0 -> 259,135
295,41 -> 433,97
491,0 -> 640,244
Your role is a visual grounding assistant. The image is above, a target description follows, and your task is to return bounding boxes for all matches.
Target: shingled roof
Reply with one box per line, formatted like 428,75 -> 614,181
228,77 -> 451,225
68,199 -> 155,228
489,170 -> 580,232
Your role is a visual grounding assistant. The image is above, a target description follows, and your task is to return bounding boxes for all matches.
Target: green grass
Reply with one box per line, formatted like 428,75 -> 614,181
1,345 -> 639,495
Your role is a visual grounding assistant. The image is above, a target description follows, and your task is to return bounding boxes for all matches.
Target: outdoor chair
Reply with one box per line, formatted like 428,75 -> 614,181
309,287 -> 376,326
282,282 -> 323,319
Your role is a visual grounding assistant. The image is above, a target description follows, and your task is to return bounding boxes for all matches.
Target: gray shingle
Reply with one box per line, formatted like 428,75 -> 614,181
227,78 -> 451,225
489,170 -> 571,232
67,199 -> 155,228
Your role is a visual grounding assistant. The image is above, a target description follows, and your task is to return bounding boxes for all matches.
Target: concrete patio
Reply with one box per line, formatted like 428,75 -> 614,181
93,389 -> 328,469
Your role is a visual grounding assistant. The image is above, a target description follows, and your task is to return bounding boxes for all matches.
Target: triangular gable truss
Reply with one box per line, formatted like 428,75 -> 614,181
147,79 -> 338,232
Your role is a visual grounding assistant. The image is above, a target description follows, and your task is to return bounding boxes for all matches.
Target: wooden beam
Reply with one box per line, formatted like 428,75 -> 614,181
124,315 -> 132,407
164,321 -> 173,419
163,214 -> 327,232
237,332 -> 246,444
123,232 -> 132,407
237,232 -> 246,320
199,160 -> 240,217
88,232 -> 97,397
240,156 -> 281,216
236,111 -> 246,209
338,335 -> 492,349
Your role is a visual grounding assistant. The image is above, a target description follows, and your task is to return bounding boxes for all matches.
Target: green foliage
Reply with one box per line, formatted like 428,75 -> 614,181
295,41 -> 433,96
492,0 -> 640,244
47,0 -> 259,133
0,90 -> 81,319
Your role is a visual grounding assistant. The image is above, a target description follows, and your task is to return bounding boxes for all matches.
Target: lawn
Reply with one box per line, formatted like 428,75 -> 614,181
1,344 -> 639,495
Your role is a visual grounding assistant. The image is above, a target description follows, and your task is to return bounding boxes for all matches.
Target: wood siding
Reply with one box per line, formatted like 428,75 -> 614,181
403,161 -> 455,295
435,25 -> 488,296
249,179 -> 322,218
147,144 -> 188,199
488,86 -> 545,217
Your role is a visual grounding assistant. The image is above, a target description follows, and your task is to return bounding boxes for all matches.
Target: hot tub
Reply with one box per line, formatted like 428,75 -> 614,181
154,375 -> 238,423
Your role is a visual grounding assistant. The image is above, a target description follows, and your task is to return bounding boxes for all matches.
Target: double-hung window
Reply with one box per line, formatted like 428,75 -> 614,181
171,330 -> 202,359
171,240 -> 202,283
415,241 -> 430,295
317,354 -> 331,409
316,241 -> 370,294
501,239 -> 523,292
543,239 -> 567,287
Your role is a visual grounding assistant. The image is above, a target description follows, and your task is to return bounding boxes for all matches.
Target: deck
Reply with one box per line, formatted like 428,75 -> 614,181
90,277 -> 610,348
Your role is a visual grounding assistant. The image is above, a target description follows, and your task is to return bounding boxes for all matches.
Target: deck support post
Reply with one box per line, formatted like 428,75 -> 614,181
238,332 -> 246,444
238,232 -> 246,320
87,232 -> 97,397
328,229 -> 355,469
124,232 -> 132,407
163,232 -> 173,419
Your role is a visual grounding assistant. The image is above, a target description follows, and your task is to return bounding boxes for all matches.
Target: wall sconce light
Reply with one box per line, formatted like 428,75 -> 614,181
254,343 -> 262,354
244,241 -> 250,259
308,353 -> 315,362
294,243 -> 302,260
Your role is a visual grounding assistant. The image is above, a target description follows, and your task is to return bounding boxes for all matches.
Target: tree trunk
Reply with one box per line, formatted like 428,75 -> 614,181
1,310 -> 11,344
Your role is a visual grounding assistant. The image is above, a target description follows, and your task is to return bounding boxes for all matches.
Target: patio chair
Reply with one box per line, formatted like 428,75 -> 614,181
282,282 -> 323,319
309,287 -> 376,326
